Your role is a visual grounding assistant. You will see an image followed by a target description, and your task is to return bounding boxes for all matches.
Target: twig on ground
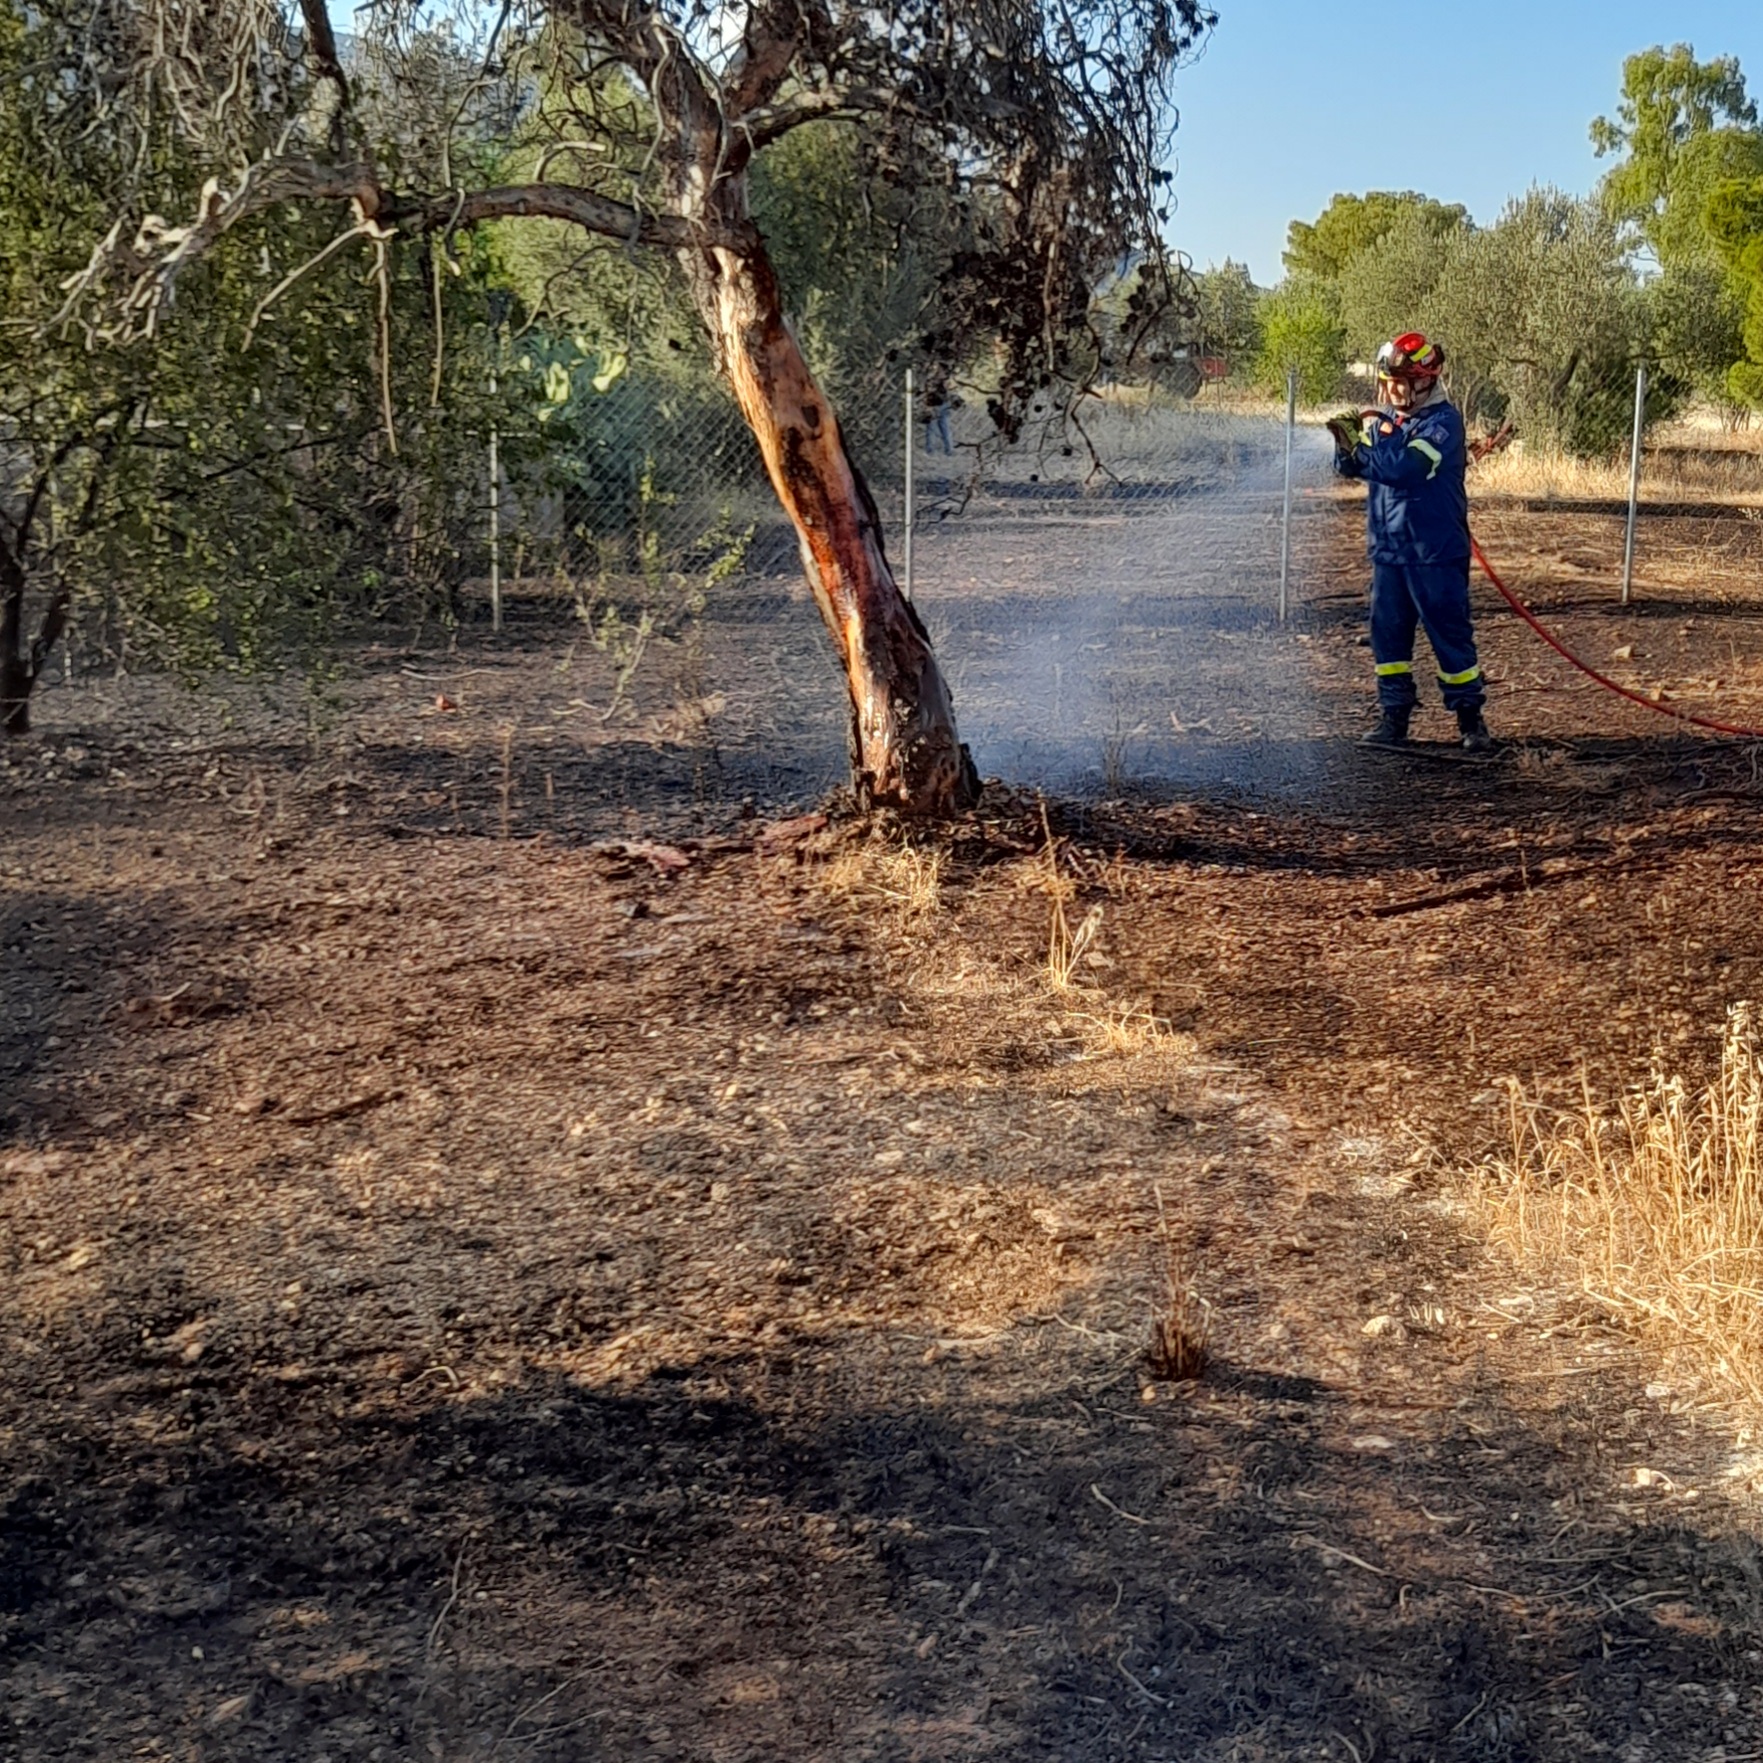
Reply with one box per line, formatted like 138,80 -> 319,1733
1448,1692 -> 1492,1737
496,1671 -> 592,1750
425,1542 -> 468,1663
1091,1484 -> 1151,1526
286,1088 -> 402,1126
1115,1650 -> 1168,1706
1292,1534 -> 1390,1577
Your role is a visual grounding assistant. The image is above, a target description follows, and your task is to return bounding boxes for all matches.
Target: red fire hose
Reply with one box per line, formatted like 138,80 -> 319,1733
1469,534 -> 1763,742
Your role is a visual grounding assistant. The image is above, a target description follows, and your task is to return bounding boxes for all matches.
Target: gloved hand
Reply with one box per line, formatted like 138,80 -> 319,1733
1326,411 -> 1364,455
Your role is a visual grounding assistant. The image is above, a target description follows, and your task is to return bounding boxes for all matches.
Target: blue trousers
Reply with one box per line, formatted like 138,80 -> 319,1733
1370,559 -> 1484,711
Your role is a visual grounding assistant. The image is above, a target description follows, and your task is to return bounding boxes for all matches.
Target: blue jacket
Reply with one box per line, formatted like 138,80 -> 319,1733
1334,396 -> 1470,566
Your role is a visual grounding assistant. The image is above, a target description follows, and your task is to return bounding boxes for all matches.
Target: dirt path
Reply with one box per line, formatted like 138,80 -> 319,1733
8,487 -> 1763,1760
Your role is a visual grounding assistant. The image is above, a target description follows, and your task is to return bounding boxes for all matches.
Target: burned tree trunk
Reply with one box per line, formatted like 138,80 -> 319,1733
685,238 -> 977,813
1,437 -> 97,736
0,662 -> 31,737
1,548 -> 36,737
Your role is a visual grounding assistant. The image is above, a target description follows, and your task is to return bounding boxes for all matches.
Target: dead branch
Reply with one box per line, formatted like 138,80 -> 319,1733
241,215 -> 387,348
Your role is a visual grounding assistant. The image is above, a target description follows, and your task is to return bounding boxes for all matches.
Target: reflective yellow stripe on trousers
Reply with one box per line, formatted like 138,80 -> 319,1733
1437,664 -> 1482,685
1376,661 -> 1413,676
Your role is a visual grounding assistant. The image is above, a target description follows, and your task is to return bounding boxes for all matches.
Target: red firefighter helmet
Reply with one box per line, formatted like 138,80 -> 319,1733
1376,331 -> 1445,392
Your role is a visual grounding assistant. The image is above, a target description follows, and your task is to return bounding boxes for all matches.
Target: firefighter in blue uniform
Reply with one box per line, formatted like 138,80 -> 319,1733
1327,333 -> 1493,753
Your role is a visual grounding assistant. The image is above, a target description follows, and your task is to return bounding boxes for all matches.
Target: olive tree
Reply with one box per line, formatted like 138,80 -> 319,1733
0,1 -> 526,734
1254,278 -> 1345,404
48,0 -> 1216,813
1333,191 -> 1647,455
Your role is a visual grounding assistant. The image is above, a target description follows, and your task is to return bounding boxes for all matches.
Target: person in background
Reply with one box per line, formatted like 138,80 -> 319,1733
1327,332 -> 1493,753
923,371 -> 955,455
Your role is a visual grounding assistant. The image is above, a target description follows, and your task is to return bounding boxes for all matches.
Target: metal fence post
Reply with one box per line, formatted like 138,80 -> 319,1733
488,382 -> 502,635
485,291 -> 509,634
1621,361 -> 1646,608
1278,366 -> 1297,624
903,364 -> 915,602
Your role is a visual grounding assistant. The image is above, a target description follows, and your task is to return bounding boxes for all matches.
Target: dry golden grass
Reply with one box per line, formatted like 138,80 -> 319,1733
1472,449 -> 1638,502
1035,804 -> 1107,991
1472,438 -> 1763,506
1475,1003 -> 1763,1399
1064,1001 -> 1186,1060
814,840 -> 944,924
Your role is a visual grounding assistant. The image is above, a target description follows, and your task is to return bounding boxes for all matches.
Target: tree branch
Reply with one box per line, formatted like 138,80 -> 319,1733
741,86 -> 902,149
296,0 -> 351,109
409,183 -> 741,250
55,163 -> 756,341
724,0 -> 811,116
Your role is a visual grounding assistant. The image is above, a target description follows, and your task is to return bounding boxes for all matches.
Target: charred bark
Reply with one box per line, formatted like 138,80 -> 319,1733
0,429 -> 110,736
0,658 -> 31,736
1,548 -> 36,737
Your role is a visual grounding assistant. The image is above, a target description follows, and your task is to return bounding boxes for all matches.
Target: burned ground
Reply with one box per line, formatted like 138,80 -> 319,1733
7,463 -> 1763,1761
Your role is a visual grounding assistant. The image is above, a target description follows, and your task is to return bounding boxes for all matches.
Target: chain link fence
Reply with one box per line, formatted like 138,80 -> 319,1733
108,343 -> 1743,815
482,367 -> 1309,609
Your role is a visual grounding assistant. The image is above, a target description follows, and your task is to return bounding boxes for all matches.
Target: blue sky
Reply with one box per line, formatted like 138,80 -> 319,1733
1169,2 -> 1763,284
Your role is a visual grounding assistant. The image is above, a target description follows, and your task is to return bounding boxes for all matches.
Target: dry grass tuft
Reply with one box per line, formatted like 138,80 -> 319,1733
1147,1251 -> 1212,1382
1145,1186 -> 1211,1382
814,841 -> 943,924
1510,744 -> 1568,782
1475,1003 -> 1763,1399
1037,805 -> 1104,991
1066,1002 -> 1184,1060
1048,901 -> 1104,991
876,844 -> 944,920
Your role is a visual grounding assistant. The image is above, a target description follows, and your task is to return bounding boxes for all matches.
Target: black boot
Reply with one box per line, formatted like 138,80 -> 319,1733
1456,706 -> 1494,754
1361,706 -> 1411,747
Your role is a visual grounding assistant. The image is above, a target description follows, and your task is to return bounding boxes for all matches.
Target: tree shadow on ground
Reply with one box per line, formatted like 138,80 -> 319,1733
0,883 -> 214,1142
7,1342 -> 1763,1762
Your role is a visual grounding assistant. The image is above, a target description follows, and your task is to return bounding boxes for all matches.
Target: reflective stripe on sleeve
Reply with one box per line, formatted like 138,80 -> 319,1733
1375,661 -> 1414,676
1407,437 -> 1443,479
1437,663 -> 1482,686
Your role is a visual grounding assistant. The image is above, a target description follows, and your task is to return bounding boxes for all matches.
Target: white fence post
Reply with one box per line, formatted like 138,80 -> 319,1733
1279,366 -> 1297,624
1621,361 -> 1646,608
903,365 -> 915,603
488,378 -> 502,636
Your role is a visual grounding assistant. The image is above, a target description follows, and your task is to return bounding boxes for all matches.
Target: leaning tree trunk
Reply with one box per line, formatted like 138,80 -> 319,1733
680,234 -> 979,815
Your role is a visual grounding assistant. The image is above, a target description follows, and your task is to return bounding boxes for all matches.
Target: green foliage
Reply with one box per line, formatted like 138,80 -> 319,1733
1645,127 -> 1763,271
1333,210 -> 1457,366
1592,43 -> 1758,256
1283,192 -> 1469,282
1589,46 -> 1763,415
493,112 -> 957,485
1190,261 -> 1263,367
1332,188 -> 1655,455
1435,191 -> 1646,453
1254,279 -> 1346,404
0,0 -> 529,696
1705,175 -> 1763,408
1646,260 -> 1747,403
